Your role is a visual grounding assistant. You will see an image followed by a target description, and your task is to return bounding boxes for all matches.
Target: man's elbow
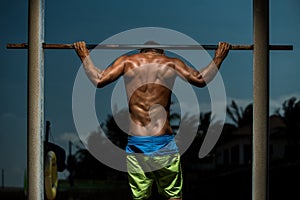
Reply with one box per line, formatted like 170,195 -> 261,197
96,80 -> 110,88
196,81 -> 207,88
96,81 -> 105,88
190,80 -> 207,88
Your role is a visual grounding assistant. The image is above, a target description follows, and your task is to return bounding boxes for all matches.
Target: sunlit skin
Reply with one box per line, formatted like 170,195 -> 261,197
74,41 -> 230,137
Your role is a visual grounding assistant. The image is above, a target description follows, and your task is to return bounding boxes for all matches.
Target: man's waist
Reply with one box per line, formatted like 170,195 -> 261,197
126,134 -> 178,155
127,134 -> 174,143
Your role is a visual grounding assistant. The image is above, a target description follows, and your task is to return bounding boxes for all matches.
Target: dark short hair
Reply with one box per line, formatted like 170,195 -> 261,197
140,48 -> 164,54
139,40 -> 164,54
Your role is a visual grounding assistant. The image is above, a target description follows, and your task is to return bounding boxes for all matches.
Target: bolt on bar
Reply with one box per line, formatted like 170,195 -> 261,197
6,43 -> 293,50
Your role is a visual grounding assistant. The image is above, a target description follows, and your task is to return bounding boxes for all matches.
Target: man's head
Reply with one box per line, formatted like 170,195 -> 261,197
140,41 -> 164,54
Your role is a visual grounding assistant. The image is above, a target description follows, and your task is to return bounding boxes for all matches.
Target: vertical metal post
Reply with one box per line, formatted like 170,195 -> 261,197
69,141 -> 73,156
253,0 -> 269,200
27,0 -> 44,199
1,169 -> 4,188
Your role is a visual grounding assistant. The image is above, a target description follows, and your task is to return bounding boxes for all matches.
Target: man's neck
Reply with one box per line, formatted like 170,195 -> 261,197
142,50 -> 164,55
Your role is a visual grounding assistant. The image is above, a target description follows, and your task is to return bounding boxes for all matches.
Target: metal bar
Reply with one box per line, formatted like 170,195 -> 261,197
27,0 -> 44,199
253,0 -> 269,200
6,43 -> 293,50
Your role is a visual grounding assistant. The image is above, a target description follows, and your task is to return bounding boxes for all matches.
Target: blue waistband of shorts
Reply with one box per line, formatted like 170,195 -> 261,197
126,135 -> 178,156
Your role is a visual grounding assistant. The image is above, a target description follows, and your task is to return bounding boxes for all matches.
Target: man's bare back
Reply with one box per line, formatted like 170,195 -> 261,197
123,52 -> 177,136
74,41 -> 230,137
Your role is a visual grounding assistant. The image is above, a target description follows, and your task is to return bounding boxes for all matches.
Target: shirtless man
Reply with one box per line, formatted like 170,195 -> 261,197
74,41 -> 230,200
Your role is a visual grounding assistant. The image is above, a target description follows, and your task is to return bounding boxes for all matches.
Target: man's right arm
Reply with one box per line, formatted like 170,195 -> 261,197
174,42 -> 230,87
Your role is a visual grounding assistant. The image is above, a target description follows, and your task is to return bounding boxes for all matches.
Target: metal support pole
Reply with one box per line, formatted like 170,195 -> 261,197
253,0 -> 269,200
1,169 -> 4,188
69,141 -> 72,156
27,0 -> 44,199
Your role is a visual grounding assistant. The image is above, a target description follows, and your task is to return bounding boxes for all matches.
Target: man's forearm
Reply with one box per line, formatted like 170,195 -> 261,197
81,55 -> 102,87
74,41 -> 102,87
199,57 -> 223,84
199,42 -> 230,84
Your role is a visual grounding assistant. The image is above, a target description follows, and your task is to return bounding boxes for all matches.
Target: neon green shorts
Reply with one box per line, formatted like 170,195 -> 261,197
127,153 -> 183,200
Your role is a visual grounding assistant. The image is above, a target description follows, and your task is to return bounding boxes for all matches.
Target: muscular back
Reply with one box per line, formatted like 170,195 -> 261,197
123,52 -> 177,136
74,41 -> 230,136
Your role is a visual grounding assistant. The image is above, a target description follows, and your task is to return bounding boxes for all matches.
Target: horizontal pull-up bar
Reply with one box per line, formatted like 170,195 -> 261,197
6,43 -> 293,50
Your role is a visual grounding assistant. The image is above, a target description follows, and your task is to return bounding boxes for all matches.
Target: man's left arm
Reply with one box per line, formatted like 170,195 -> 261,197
74,41 -> 125,88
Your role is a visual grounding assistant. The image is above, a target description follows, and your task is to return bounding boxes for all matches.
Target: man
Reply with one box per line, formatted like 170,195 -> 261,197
74,41 -> 230,200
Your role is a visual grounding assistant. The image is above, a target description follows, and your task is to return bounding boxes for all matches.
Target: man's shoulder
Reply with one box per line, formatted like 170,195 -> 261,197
122,53 -> 181,67
129,53 -> 176,60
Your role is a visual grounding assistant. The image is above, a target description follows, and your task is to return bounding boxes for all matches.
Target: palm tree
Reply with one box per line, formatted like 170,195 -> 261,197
273,97 -> 300,161
227,100 -> 253,128
102,109 -> 129,150
277,97 -> 300,144
198,112 -> 212,136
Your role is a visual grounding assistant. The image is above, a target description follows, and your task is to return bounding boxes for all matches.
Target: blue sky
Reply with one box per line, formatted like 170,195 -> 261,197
0,0 -> 299,187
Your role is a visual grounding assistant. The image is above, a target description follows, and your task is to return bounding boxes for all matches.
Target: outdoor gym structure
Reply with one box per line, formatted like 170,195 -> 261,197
6,0 -> 293,200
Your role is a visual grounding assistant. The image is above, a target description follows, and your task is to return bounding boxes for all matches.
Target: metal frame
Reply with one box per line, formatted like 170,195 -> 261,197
27,0 -> 44,199
6,0 -> 292,199
253,0 -> 269,200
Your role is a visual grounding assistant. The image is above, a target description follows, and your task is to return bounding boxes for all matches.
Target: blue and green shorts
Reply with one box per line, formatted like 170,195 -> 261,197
126,135 -> 182,200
